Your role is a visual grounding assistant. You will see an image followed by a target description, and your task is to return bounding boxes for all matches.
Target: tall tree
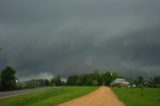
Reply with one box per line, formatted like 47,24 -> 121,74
51,75 -> 62,86
102,72 -> 112,86
152,76 -> 160,88
67,75 -> 78,85
137,75 -> 144,85
111,72 -> 118,80
0,66 -> 17,91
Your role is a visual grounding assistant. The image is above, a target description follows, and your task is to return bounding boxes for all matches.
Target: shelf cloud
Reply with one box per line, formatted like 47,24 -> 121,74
0,0 -> 160,80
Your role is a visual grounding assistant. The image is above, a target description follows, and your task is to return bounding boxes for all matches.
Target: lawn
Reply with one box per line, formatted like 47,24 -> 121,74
112,87 -> 160,106
0,86 -> 98,106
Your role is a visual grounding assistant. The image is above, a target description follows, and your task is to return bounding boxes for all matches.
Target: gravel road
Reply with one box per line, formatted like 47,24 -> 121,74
59,86 -> 125,106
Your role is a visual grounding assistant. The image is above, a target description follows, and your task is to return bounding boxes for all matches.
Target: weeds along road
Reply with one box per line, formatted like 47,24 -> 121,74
0,87 -> 55,99
59,86 -> 125,106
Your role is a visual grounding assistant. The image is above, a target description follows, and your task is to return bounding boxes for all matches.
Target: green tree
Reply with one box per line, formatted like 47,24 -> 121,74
76,78 -> 82,85
92,71 -> 102,85
136,75 -> 144,86
92,80 -> 98,86
152,76 -> 160,88
44,79 -> 50,86
111,72 -> 118,80
78,74 -> 87,85
51,76 -> 62,86
67,75 -> 78,85
0,66 -> 17,91
85,74 -> 93,86
102,72 -> 112,86
136,75 -> 144,96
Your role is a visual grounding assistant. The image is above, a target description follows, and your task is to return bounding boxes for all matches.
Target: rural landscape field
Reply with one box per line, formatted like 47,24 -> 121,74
0,87 -> 98,106
0,86 -> 160,106
0,0 -> 160,106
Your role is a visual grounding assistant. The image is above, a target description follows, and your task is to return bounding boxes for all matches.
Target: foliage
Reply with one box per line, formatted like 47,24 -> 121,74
51,75 -> 62,86
92,80 -> 98,86
137,76 -> 144,85
67,75 -> 78,85
101,72 -> 112,85
0,66 -> 17,91
152,76 -> 160,88
0,86 -> 98,106
22,79 -> 50,88
144,76 -> 160,88
67,71 -> 119,86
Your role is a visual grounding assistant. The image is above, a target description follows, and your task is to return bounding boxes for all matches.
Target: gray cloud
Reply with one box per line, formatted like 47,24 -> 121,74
0,0 -> 160,80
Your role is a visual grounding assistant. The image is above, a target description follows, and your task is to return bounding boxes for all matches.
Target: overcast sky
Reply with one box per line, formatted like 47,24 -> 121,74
0,0 -> 160,80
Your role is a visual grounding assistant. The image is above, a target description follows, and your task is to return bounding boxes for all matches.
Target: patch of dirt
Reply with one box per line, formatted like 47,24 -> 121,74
59,86 -> 125,106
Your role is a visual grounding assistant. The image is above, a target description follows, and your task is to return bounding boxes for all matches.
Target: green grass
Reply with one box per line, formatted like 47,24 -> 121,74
0,86 -> 98,106
112,87 -> 160,106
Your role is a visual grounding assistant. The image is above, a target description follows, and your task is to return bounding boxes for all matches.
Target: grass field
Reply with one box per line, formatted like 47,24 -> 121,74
0,86 -> 98,106
112,87 -> 160,106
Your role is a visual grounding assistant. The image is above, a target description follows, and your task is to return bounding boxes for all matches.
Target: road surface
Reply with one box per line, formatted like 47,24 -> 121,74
59,86 -> 125,106
0,87 -> 52,99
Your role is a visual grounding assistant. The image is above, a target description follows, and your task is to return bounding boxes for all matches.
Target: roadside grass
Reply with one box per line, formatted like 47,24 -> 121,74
0,86 -> 98,106
112,87 -> 160,106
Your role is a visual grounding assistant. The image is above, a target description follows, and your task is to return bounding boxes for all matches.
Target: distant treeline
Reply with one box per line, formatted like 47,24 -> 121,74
67,71 -> 118,86
0,66 -> 64,90
20,76 -> 64,88
66,72 -> 160,88
0,66 -> 160,91
17,71 -> 118,88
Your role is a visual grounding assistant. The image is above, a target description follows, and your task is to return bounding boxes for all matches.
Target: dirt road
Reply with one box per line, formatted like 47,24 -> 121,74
59,86 -> 125,106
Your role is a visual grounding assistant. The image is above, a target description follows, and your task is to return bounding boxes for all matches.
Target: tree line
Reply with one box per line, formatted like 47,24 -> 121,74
67,71 -> 118,86
19,76 -> 64,89
0,66 -> 160,91
0,66 -> 63,91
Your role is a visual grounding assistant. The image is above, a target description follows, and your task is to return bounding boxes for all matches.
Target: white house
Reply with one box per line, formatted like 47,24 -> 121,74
111,78 -> 129,87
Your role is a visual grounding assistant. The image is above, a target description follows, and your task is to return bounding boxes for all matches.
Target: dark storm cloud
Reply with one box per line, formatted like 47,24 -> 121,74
0,0 -> 160,80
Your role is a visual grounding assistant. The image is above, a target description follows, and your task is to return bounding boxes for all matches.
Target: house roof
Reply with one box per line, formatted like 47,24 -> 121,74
111,78 -> 129,85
